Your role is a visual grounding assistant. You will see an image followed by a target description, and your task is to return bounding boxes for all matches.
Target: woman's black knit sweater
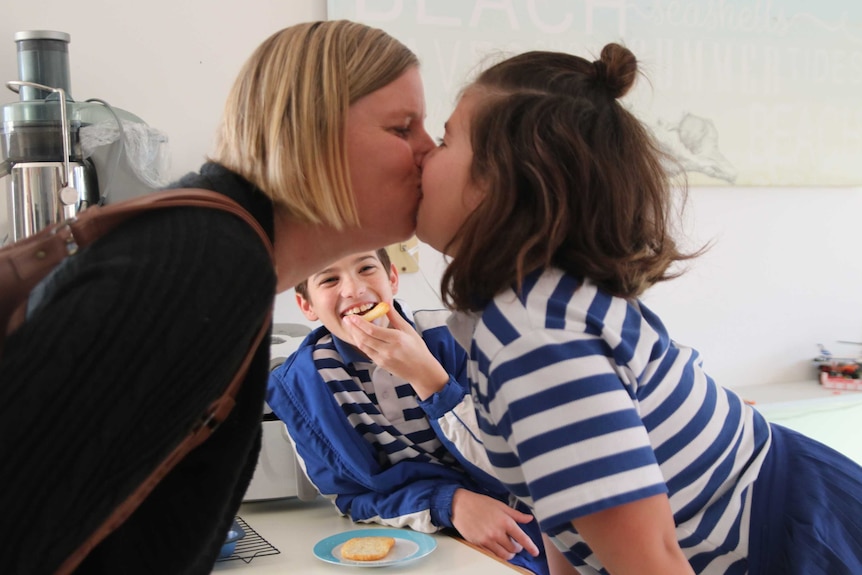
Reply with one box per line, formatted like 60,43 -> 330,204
0,163 -> 277,574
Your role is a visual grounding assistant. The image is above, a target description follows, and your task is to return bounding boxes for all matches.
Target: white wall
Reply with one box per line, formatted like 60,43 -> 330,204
1,0 -> 325,181
397,184 -> 862,389
3,0 -> 860,389
0,0 -> 326,338
639,186 -> 862,387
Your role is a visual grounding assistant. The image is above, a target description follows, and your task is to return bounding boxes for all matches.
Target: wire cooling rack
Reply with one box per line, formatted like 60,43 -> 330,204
215,516 -> 280,564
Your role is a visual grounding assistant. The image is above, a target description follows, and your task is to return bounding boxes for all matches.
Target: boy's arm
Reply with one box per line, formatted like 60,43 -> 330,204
335,478 -> 459,532
283,317 -> 546,568
344,307 -> 500,483
266,352 -> 473,533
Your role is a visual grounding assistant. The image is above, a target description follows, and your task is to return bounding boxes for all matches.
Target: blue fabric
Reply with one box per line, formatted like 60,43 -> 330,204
267,303 -> 549,575
748,423 -> 862,574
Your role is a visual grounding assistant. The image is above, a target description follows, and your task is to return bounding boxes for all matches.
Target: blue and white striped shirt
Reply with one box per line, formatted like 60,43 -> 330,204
312,333 -> 458,468
447,268 -> 771,574
267,303 -> 512,535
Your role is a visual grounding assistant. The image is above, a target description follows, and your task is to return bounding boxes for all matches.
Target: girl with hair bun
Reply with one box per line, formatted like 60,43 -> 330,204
417,43 -> 862,574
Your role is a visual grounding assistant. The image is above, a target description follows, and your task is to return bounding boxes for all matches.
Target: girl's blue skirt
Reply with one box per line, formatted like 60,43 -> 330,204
748,423 -> 862,574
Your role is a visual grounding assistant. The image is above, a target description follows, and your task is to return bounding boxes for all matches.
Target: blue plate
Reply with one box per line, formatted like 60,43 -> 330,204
313,528 -> 437,567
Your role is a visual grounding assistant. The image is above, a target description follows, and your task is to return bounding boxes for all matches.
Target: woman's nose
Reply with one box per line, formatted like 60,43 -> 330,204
420,145 -> 433,169
414,128 -> 436,165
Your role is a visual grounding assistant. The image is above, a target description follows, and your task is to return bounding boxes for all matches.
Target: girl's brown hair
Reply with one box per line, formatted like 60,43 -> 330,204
442,44 -> 701,312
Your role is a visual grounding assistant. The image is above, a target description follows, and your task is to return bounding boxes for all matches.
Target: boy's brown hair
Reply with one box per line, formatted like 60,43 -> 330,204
295,248 -> 392,301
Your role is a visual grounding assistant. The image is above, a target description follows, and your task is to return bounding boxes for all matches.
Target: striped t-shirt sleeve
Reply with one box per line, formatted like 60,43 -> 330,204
479,324 -> 668,528
464,270 -> 770,571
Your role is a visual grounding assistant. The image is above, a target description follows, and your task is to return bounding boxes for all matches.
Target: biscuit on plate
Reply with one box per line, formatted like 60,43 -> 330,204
340,536 -> 396,561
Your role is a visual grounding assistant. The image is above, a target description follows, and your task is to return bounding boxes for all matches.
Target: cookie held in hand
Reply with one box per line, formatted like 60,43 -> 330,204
340,536 -> 396,561
360,302 -> 390,322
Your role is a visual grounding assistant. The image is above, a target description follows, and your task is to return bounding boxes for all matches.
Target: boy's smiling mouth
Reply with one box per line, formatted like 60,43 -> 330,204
342,302 -> 380,318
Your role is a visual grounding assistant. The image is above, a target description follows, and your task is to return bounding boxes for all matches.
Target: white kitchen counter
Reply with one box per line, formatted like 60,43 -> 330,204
211,379 -> 862,574
731,380 -> 862,465
731,379 -> 861,405
212,497 -> 530,574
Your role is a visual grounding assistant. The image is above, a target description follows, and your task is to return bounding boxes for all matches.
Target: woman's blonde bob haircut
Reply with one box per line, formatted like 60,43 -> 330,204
212,20 -> 418,228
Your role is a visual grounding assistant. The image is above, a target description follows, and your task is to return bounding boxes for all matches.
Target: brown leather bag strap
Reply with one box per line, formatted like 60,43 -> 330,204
0,188 -> 274,575
67,188 -> 271,249
53,313 -> 272,575
1,188 -> 272,353
0,227 -> 73,350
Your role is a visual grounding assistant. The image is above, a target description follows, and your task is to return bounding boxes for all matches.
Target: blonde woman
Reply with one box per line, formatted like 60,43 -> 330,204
2,20 -> 434,574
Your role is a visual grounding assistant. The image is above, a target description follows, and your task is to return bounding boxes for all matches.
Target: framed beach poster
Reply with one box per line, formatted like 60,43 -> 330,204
329,0 -> 862,186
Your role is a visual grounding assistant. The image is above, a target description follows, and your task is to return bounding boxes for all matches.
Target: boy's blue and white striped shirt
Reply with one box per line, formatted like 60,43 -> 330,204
314,333 -> 457,468
447,268 -> 771,574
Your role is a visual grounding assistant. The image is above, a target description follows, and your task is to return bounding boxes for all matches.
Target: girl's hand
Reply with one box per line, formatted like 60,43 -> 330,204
343,309 -> 449,399
450,489 -> 540,561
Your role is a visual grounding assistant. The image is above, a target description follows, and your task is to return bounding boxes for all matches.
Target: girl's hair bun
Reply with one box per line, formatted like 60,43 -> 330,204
593,43 -> 638,99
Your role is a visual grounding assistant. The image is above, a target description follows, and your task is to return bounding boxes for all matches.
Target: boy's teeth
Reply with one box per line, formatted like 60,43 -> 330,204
346,303 -> 375,316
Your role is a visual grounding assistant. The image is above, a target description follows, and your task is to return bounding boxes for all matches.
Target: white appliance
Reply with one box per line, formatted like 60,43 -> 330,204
243,323 -> 319,502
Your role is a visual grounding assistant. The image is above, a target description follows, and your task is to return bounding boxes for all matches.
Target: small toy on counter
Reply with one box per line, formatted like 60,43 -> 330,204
814,343 -> 862,391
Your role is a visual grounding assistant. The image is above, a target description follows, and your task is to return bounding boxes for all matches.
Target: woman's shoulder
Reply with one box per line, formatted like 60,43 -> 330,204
171,162 -> 275,241
137,206 -> 273,282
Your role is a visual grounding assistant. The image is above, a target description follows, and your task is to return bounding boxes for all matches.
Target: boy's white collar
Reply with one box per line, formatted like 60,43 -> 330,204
446,311 -> 480,353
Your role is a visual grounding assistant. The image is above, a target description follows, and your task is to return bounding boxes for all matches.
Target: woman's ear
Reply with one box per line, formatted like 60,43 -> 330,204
295,293 -> 319,321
